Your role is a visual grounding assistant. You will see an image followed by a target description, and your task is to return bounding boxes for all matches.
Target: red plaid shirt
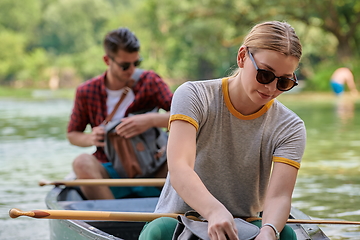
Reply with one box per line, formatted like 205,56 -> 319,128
67,70 -> 173,162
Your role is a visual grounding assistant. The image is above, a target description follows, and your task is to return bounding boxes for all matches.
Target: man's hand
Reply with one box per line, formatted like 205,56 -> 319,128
115,114 -> 153,138
91,125 -> 105,147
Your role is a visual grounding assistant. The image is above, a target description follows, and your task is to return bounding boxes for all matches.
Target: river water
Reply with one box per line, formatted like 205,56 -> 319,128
0,91 -> 359,239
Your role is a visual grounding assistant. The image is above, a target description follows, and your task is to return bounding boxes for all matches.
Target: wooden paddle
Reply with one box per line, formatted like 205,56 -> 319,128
9,208 -> 186,222
9,208 -> 360,225
38,178 -> 166,187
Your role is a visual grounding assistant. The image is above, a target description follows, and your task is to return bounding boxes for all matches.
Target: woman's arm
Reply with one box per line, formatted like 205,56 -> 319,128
255,162 -> 298,240
167,120 -> 239,240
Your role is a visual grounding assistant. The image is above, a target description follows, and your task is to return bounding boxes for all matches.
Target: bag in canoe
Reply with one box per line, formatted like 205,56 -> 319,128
172,211 -> 260,240
104,115 -> 168,178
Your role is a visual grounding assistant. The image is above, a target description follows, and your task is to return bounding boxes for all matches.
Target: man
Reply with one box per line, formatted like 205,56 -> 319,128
67,27 -> 173,200
330,67 -> 358,96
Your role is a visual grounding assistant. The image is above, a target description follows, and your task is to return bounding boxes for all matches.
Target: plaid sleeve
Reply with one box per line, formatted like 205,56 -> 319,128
127,70 -> 173,114
149,71 -> 173,111
67,87 -> 89,133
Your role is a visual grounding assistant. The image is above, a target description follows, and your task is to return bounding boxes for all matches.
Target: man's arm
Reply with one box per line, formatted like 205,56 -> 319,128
114,112 -> 170,139
345,75 -> 358,96
67,125 -> 105,148
148,111 -> 170,128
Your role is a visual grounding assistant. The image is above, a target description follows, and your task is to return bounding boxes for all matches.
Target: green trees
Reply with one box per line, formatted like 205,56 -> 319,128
0,0 -> 42,85
276,0 -> 360,89
0,0 -> 358,90
279,0 -> 360,62
137,0 -> 360,88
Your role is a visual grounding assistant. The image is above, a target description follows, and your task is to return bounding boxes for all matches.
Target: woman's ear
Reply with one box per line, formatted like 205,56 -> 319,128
237,46 -> 247,68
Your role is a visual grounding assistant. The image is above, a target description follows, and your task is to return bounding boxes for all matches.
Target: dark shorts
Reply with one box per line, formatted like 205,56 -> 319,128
102,162 -> 161,199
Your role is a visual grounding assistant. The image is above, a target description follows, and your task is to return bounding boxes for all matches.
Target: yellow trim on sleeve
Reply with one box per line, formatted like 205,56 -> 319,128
273,156 -> 300,169
169,114 -> 199,131
222,78 -> 274,120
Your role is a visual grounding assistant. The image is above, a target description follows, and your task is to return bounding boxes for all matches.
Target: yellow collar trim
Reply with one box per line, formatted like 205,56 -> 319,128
222,78 -> 274,120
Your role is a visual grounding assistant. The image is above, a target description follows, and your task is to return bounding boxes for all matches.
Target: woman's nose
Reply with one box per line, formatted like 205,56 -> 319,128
265,79 -> 278,92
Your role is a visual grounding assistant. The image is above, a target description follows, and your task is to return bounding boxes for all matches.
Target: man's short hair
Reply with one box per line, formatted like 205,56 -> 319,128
104,27 -> 140,56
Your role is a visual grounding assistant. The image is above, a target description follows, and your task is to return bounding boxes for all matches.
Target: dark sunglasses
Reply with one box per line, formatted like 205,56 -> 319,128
248,50 -> 298,91
109,56 -> 142,71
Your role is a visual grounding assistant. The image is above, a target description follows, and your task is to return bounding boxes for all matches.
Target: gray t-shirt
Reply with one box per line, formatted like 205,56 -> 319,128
155,78 -> 306,217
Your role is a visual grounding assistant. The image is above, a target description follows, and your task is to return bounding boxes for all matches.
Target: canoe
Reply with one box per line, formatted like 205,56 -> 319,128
45,185 -> 330,240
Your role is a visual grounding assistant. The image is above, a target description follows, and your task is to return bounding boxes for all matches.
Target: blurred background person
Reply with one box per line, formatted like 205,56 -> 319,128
330,67 -> 358,97
67,27 -> 173,200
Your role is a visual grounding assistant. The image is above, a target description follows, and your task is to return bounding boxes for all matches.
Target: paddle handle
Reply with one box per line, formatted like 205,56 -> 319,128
38,178 -> 166,187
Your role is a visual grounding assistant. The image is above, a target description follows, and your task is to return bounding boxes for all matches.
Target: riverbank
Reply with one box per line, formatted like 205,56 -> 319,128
0,85 -> 348,101
0,86 -> 76,100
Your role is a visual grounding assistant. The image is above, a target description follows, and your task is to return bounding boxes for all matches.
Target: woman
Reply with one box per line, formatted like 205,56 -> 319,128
140,21 -> 305,240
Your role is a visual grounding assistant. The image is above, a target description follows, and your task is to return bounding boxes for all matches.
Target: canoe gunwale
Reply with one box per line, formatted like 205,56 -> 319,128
46,186 -> 123,240
45,186 -> 330,240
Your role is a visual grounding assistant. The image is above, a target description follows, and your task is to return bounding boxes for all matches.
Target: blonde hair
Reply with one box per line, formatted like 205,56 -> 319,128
244,21 -> 302,59
230,21 -> 302,76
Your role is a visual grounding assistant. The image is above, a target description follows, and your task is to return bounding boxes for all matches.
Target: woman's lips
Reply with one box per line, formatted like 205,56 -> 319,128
257,90 -> 271,99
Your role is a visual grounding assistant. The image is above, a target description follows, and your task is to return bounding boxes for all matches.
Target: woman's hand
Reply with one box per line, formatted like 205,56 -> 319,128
207,210 -> 239,240
254,226 -> 277,240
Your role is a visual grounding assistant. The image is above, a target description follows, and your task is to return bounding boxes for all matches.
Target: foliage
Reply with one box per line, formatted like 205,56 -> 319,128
305,63 -> 337,92
0,0 -> 358,91
40,0 -> 112,54
0,28 -> 26,83
246,0 -> 360,61
17,48 -> 50,87
305,58 -> 360,91
0,0 -> 42,44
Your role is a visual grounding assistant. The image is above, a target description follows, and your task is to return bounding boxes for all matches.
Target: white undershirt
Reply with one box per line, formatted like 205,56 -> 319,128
106,88 -> 135,122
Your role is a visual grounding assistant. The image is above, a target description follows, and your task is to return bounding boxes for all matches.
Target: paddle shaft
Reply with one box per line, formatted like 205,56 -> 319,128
9,208 -> 179,221
9,209 -> 360,225
38,178 -> 166,187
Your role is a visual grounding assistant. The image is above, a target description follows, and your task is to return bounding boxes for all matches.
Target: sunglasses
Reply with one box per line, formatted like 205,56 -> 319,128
109,56 -> 142,71
248,50 -> 298,91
